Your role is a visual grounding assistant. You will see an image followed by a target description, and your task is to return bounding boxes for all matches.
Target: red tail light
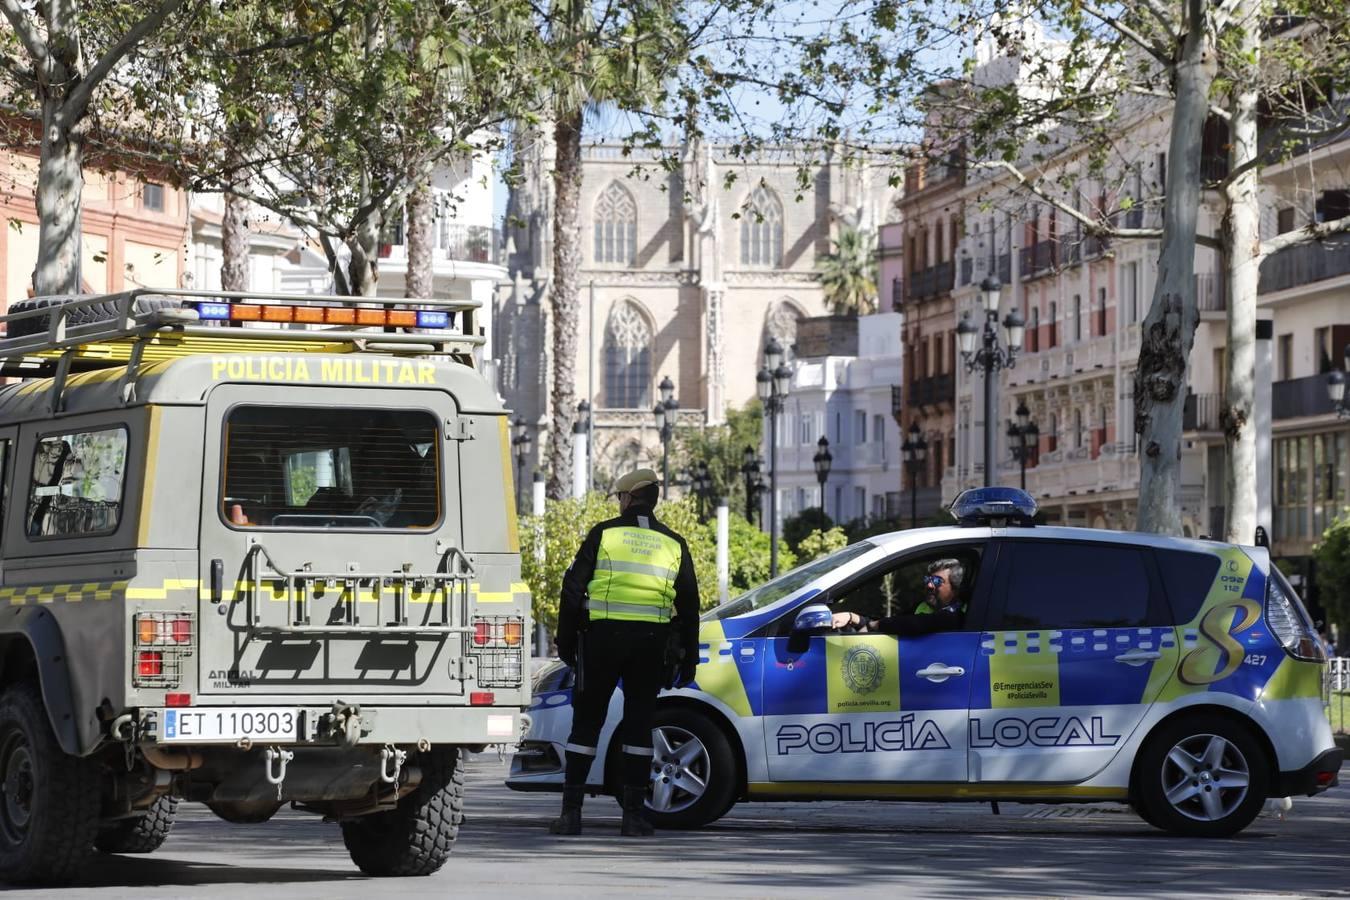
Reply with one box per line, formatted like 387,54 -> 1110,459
470,692 -> 495,706
171,617 -> 193,644
165,693 -> 192,707
137,651 -> 163,678
473,621 -> 492,646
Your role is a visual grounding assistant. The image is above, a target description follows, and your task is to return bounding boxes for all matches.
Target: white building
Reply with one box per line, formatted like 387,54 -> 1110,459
768,313 -> 904,528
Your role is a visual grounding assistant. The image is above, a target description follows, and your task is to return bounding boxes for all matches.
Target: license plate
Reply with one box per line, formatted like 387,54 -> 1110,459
159,707 -> 302,743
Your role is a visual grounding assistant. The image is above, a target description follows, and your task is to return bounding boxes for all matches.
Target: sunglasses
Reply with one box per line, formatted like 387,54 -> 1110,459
924,575 -> 945,589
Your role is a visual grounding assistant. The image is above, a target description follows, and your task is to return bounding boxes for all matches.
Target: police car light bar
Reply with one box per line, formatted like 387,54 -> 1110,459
948,487 -> 1038,527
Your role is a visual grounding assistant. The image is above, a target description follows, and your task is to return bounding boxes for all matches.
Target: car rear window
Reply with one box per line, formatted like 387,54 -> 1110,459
1152,548 -> 1222,623
222,406 -> 439,529
995,540 -> 1155,629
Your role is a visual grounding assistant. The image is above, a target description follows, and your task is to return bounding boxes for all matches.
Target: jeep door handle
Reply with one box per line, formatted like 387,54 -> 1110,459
1114,650 -> 1161,666
916,664 -> 965,682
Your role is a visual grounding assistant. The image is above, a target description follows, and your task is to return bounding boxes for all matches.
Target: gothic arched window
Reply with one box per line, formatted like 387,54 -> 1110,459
603,301 -> 652,408
593,182 -> 637,266
740,185 -> 784,266
765,298 -> 805,361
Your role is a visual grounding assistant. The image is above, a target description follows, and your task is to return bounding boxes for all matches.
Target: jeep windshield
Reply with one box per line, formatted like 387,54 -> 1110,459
702,541 -> 876,620
221,405 -> 439,529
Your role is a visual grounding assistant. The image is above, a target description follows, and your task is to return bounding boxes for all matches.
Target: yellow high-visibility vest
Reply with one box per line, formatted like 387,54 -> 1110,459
586,523 -> 682,623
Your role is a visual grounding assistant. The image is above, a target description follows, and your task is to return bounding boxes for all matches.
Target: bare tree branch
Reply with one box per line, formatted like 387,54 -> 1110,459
982,159 -> 1223,250
1260,211 -> 1350,255
318,232 -> 352,296
60,0 -> 187,124
1079,1 -> 1173,68
0,0 -> 48,72
1136,0 -> 1181,43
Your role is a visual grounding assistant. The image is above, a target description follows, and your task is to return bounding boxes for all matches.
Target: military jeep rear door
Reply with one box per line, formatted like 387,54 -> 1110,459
197,383 -> 466,699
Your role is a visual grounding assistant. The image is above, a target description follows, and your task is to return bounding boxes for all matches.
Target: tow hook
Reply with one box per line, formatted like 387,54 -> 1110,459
264,747 -> 295,800
380,745 -> 407,784
324,702 -> 364,747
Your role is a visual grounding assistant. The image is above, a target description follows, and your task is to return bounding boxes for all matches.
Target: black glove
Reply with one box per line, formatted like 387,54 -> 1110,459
556,637 -> 577,668
676,658 -> 698,688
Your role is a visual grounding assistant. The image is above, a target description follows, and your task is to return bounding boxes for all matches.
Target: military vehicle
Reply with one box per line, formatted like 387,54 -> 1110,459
0,289 -> 531,884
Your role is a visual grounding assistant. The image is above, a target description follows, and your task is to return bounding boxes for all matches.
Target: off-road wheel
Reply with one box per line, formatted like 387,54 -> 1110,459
0,682 -> 100,885
641,707 -> 738,830
1134,713 -> 1269,838
6,295 -> 184,338
341,746 -> 464,876
95,796 -> 178,854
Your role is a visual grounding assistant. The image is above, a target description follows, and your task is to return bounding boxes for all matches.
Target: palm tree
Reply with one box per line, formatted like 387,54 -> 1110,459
818,226 -> 879,316
542,0 -> 684,499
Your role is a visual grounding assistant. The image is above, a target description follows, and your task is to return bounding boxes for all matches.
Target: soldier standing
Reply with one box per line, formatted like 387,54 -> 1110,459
549,468 -> 700,837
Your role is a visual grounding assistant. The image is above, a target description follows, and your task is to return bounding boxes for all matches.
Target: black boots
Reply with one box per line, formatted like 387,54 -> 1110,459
549,785 -> 585,835
620,786 -> 655,837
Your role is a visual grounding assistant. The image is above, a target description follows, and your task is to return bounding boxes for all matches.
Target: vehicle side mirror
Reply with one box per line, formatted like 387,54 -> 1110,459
793,603 -> 833,633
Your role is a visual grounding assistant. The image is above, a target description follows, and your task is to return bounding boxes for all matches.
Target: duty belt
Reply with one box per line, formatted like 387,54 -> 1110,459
585,598 -> 674,622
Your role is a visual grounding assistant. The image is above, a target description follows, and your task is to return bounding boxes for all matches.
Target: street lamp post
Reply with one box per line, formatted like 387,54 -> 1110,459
572,400 -> 591,499
741,445 -> 764,526
1327,343 -> 1350,419
757,338 -> 792,577
652,375 -> 678,498
813,435 -> 833,521
901,421 -> 928,529
957,277 -> 1025,487
1006,399 -> 1040,491
510,417 -> 531,511
689,459 -> 715,519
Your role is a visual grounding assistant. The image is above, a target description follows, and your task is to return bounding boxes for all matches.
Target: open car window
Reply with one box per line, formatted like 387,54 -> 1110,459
702,542 -> 876,622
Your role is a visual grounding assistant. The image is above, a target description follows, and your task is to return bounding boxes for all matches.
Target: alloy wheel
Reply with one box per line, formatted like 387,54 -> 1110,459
647,725 -> 710,814
1160,733 -> 1251,822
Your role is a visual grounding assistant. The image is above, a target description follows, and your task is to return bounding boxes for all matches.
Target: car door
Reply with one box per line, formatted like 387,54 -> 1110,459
760,540 -> 994,785
968,538 -> 1180,784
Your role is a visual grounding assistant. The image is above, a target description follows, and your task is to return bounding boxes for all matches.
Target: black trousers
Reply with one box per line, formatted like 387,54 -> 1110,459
563,619 -> 668,789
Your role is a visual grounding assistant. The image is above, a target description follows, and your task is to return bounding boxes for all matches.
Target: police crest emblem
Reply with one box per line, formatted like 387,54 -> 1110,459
841,645 -> 885,694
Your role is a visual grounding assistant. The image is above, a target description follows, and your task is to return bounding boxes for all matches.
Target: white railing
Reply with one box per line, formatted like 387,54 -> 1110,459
1329,657 -> 1350,693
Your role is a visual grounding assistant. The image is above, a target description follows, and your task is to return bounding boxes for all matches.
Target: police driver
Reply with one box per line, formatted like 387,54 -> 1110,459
550,468 -> 700,837
831,558 -> 965,635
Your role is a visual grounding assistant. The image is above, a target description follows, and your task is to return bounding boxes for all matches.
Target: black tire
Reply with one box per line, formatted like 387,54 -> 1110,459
0,681 -> 101,885
340,746 -> 464,876
642,706 -> 738,830
95,796 -> 177,854
1134,713 -> 1269,838
7,295 -> 183,338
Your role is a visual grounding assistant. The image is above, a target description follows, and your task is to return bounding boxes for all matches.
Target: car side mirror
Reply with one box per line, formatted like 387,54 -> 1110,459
793,603 -> 833,633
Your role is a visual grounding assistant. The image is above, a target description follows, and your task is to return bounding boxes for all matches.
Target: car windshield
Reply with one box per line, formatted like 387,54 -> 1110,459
702,541 -> 877,621
222,406 -> 439,529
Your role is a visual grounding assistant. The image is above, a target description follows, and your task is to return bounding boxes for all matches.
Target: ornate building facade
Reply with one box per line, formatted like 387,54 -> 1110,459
495,136 -> 896,487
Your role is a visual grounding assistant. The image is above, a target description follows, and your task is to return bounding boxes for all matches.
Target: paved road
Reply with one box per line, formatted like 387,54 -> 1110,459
15,756 -> 1349,899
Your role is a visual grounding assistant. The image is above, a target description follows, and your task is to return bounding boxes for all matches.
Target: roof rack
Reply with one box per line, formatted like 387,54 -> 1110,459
0,288 -> 485,380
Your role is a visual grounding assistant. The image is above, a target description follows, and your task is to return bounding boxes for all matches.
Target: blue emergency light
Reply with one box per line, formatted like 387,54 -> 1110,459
416,310 -> 452,329
948,486 -> 1038,526
197,302 -> 231,320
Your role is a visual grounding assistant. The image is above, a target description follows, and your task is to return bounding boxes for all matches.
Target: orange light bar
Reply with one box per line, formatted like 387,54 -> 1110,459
325,307 -> 357,325
293,306 -> 325,324
356,308 -> 387,326
230,304 -> 263,322
262,305 -> 294,323
387,310 -> 416,327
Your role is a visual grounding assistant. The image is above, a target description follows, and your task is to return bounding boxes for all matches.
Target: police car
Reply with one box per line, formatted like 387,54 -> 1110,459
508,488 -> 1341,837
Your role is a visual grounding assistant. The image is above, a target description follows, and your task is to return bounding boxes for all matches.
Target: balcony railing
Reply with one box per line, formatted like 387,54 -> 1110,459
1258,234 -> 1350,294
381,224 -> 502,266
1196,272 -> 1227,312
906,261 -> 955,302
907,373 -> 955,407
1272,373 -> 1339,420
1183,392 -> 1223,432
1019,241 -> 1056,278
